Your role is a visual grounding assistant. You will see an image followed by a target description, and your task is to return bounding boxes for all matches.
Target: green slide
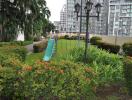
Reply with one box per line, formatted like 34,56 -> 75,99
43,39 -> 55,61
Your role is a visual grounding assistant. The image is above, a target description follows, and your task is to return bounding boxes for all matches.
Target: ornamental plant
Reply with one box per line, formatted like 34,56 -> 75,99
56,46 -> 123,86
0,59 -> 96,99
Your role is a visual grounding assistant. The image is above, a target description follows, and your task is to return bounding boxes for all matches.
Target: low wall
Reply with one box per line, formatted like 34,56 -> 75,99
57,33 -> 132,46
91,34 -> 132,46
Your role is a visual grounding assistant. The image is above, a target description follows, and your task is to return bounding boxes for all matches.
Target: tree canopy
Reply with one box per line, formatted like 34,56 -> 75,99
0,0 -> 54,41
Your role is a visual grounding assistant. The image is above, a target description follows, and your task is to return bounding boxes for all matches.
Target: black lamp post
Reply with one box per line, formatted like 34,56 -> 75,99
75,0 -> 102,63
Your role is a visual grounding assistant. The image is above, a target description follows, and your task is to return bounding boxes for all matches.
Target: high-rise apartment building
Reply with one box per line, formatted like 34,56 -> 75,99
60,4 -> 67,33
89,0 -> 109,35
75,0 -> 109,35
66,0 -> 77,33
108,0 -> 132,36
60,0 -> 109,35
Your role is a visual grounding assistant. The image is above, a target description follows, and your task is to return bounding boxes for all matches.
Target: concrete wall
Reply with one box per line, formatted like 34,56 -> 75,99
91,34 -> 132,46
57,33 -> 132,46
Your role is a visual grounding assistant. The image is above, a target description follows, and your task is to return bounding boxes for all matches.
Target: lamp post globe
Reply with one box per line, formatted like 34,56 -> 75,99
95,3 -> 102,13
95,3 -> 102,21
10,0 -> 14,3
74,3 -> 81,14
85,0 -> 93,13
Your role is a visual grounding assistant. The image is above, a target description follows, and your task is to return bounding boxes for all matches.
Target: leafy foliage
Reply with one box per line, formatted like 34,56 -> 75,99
123,57 -> 132,96
55,42 -> 123,86
0,0 -> 52,41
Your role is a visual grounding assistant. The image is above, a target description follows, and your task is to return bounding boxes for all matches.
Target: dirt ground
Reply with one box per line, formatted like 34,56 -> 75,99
96,84 -> 132,100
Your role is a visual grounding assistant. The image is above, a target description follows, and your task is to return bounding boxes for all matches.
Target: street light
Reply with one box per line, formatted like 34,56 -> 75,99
95,3 -> 102,21
74,3 -> 81,20
75,0 -> 102,63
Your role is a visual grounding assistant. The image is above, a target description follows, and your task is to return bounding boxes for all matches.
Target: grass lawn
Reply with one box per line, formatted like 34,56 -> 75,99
56,39 -> 84,55
25,52 -> 44,65
25,39 -> 84,64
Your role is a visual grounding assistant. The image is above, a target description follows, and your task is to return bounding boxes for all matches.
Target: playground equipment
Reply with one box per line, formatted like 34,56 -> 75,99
43,39 -> 55,61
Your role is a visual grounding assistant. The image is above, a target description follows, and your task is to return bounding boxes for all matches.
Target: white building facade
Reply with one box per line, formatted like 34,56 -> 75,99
108,0 -> 132,36
66,0 -> 77,33
68,0 -> 109,34
60,4 -> 67,33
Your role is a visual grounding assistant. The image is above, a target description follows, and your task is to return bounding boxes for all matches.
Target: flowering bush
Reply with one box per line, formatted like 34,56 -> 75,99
0,60 -> 96,99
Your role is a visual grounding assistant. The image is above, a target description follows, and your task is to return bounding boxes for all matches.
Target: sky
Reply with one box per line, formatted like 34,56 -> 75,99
46,0 -> 66,22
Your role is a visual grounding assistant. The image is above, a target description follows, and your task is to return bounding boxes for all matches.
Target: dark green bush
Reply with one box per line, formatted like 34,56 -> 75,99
123,57 -> 132,96
96,41 -> 120,54
64,35 -> 69,39
33,41 -> 47,53
90,36 -> 102,45
33,37 -> 40,42
122,43 -> 132,56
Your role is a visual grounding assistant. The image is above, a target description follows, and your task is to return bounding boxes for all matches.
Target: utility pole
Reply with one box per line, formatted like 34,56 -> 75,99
78,0 -> 82,47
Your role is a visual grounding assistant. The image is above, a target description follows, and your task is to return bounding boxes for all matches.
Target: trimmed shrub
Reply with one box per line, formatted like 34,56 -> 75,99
122,43 -> 132,56
33,36 -> 40,42
64,35 -> 69,39
33,40 -> 47,53
90,36 -> 102,45
0,46 -> 27,62
123,57 -> 132,96
96,41 -> 120,54
0,41 -> 33,46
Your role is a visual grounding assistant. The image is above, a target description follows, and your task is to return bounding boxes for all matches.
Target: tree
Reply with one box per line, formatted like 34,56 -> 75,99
0,0 -> 51,41
0,0 -> 20,41
42,20 -> 55,37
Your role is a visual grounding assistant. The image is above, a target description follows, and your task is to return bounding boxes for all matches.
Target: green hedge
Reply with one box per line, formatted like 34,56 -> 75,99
33,41 -> 47,53
59,35 -> 85,40
123,57 -> 132,96
90,36 -> 120,54
90,36 -> 102,45
96,41 -> 120,54
122,43 -> 132,56
0,46 -> 27,62
0,41 -> 33,47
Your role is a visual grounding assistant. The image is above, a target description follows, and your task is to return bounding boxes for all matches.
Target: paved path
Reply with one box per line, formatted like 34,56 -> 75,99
25,44 -> 33,53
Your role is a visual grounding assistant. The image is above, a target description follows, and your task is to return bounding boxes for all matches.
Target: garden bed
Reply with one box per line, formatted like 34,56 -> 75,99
0,40 -> 132,99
